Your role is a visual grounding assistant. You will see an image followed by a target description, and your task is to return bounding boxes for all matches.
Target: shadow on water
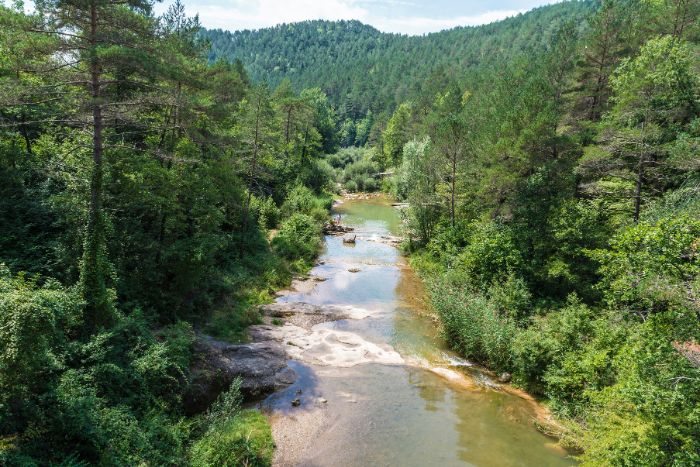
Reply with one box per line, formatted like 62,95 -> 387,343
260,361 -> 322,415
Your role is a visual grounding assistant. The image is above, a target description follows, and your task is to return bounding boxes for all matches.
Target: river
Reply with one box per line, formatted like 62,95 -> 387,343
260,197 -> 575,466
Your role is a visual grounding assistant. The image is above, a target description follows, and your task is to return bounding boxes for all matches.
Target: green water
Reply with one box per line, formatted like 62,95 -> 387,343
263,197 -> 575,466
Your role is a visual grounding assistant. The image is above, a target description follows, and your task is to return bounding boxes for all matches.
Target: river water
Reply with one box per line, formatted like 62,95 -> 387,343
260,197 -> 575,467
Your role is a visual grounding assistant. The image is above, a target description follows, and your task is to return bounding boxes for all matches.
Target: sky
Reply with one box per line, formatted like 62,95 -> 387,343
152,0 -> 561,35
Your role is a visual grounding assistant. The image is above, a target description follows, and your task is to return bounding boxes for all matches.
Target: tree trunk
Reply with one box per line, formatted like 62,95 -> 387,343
242,96 -> 262,233
634,156 -> 643,223
633,121 -> 647,223
450,153 -> 456,228
81,0 -> 111,328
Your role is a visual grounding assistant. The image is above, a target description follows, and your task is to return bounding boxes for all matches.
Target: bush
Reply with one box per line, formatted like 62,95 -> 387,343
0,269 -> 196,466
487,274 -> 532,324
272,213 -> 322,262
327,147 -> 381,192
250,196 -> 280,229
325,147 -> 365,169
581,312 -> 700,466
512,296 -> 595,396
429,280 -> 517,371
591,216 -> 700,317
190,410 -> 273,467
340,158 -> 380,192
297,159 -> 335,193
190,382 -> 273,467
542,316 -> 625,417
0,267 -> 82,434
280,185 -> 331,222
457,220 -> 523,290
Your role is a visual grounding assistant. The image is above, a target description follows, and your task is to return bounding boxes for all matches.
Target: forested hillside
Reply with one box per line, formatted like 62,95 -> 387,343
0,0 -> 336,464
366,0 -> 699,464
202,1 -> 596,119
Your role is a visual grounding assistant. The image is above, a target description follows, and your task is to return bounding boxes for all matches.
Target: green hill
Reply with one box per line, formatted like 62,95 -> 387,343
201,1 -> 596,118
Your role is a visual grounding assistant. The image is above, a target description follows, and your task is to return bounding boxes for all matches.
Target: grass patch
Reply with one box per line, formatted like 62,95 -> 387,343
190,382 -> 274,467
190,409 -> 273,467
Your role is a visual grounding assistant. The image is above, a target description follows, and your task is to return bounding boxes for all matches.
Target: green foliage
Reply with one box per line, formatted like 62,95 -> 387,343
581,311 -> 700,466
340,158 -> 380,192
273,213 -> 322,263
190,382 -> 274,467
280,184 -> 332,222
0,287 -> 196,464
429,280 -> 517,371
0,1 -> 339,460
326,146 -> 382,192
251,195 -> 281,229
610,36 -> 697,124
579,35 -> 700,221
512,297 -> 613,402
487,273 -> 533,325
397,137 -> 442,244
456,220 -> 523,289
382,2 -> 700,463
326,146 -> 366,169
591,216 -> 700,316
383,103 -> 413,166
3,0 -> 700,464
0,267 -> 81,432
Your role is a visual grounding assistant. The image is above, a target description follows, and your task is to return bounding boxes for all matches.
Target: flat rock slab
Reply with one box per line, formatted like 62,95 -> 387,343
259,302 -> 371,329
250,323 -> 403,368
186,335 -> 296,413
367,235 -> 403,246
323,223 -> 354,235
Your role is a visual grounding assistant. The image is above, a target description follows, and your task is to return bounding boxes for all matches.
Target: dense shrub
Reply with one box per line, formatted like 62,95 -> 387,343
190,382 -> 274,467
0,268 -> 199,465
0,267 -> 82,434
429,280 -> 517,371
297,158 -> 335,193
511,295 -> 629,419
280,185 -> 332,223
486,274 -> 532,324
326,147 -> 381,192
581,312 -> 700,466
457,220 -> 523,290
325,147 -> 365,169
340,158 -> 380,192
250,196 -> 280,229
591,216 -> 700,316
272,213 -> 322,262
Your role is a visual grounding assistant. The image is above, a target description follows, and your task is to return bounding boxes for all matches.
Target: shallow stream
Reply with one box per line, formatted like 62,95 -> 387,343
260,197 -> 575,467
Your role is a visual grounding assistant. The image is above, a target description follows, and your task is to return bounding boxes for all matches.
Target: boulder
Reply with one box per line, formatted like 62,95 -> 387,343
185,335 -> 296,414
498,372 -> 512,383
343,234 -> 356,243
323,223 -> 354,235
